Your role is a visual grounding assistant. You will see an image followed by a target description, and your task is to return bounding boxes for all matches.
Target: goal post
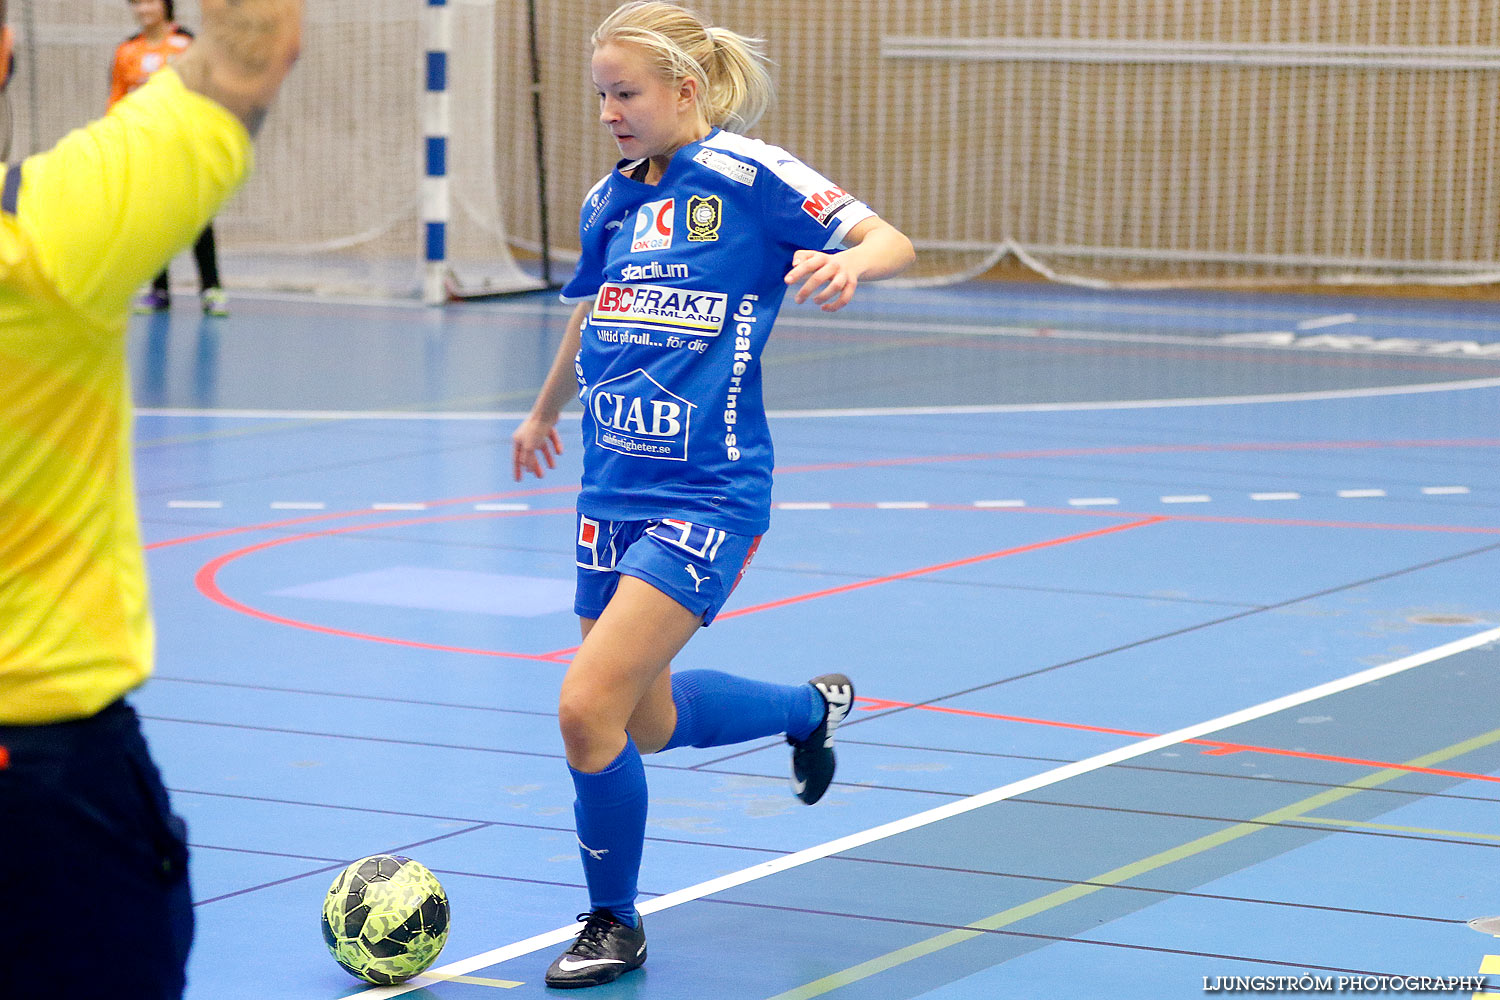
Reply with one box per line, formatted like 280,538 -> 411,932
9,0 -> 552,301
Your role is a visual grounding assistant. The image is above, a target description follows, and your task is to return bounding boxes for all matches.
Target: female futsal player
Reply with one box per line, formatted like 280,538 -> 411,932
510,1 -> 914,987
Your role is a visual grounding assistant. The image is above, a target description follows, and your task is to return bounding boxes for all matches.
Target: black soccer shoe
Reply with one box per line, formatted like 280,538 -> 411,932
544,910 -> 647,989
788,673 -> 854,805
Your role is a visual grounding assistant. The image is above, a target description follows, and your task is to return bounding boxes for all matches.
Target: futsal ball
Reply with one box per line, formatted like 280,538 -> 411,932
320,854 -> 450,984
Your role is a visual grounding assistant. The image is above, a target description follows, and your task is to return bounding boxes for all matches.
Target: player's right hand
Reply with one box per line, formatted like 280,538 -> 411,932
512,416 -> 563,481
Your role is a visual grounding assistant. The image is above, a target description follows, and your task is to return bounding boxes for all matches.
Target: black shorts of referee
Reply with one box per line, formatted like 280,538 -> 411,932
0,699 -> 193,999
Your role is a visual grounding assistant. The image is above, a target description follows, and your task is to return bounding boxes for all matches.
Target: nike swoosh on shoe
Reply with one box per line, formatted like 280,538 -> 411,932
557,957 -> 626,972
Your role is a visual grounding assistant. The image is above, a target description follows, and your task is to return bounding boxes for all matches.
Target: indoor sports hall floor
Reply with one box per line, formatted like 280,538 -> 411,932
128,279 -> 1500,999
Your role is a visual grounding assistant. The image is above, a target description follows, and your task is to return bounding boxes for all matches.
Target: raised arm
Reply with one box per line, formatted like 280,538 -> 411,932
173,0 -> 304,135
785,215 -> 916,313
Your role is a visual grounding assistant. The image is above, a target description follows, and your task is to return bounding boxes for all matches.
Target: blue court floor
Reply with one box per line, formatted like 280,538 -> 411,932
128,280 -> 1500,998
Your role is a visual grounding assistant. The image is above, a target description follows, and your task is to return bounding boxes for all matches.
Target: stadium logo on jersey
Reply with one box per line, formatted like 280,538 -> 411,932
589,369 -> 694,462
686,196 -> 722,243
693,148 -> 758,186
631,198 -> 675,252
802,187 -> 856,226
620,261 -> 689,282
592,282 -> 728,337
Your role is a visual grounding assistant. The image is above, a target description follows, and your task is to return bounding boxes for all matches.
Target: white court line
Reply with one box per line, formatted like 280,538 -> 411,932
370,503 -> 428,511
1338,489 -> 1387,498
1297,313 -> 1358,330
1251,492 -> 1301,501
1424,486 -> 1472,495
1161,494 -> 1212,504
974,499 -> 1026,508
1068,497 -> 1119,507
269,501 -> 327,510
135,375 -> 1500,424
875,501 -> 930,509
166,500 -> 222,509
356,624 -> 1500,998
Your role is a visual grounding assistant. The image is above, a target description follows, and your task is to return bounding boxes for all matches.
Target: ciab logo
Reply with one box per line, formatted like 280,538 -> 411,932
632,198 -> 674,252
589,369 -> 694,462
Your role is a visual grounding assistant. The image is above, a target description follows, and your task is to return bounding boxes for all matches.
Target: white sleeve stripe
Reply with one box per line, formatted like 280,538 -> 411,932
825,205 -> 878,250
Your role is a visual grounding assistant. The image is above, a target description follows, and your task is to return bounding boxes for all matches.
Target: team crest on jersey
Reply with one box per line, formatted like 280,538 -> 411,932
631,198 -> 674,252
686,195 -> 722,243
589,369 -> 694,461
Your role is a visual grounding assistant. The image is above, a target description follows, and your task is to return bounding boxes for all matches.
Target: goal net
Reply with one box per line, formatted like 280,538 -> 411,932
13,1 -> 1500,294
503,0 -> 1500,290
11,0 -> 543,299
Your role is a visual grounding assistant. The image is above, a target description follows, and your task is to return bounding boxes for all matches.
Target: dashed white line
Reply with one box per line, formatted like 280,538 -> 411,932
1296,313 -> 1358,331
164,486 -> 1479,515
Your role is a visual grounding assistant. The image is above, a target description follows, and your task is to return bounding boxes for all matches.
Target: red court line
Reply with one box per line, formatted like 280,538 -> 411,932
541,516 -> 1168,659
194,508 -> 575,663
859,698 -> 1500,785
718,516 -> 1167,620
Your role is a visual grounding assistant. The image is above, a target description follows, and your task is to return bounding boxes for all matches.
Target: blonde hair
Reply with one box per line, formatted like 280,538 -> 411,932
592,1 -> 774,133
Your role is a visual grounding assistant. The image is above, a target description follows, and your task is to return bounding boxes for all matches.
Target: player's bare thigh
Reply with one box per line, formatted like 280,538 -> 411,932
559,575 -> 701,771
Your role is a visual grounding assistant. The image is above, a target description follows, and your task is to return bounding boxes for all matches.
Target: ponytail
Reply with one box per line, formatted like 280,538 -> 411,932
593,2 -> 774,132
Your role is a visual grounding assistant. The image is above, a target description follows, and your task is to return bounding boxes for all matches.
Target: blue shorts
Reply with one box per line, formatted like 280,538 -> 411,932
575,514 -> 762,625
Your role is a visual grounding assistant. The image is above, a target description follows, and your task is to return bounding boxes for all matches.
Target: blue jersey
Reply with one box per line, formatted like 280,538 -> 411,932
561,128 -> 875,535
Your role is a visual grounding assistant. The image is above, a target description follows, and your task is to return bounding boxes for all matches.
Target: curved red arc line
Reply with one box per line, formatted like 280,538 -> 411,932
192,508 -> 575,663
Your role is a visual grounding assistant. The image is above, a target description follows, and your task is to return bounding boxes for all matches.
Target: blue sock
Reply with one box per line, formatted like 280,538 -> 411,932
661,669 -> 824,751
570,738 -> 646,927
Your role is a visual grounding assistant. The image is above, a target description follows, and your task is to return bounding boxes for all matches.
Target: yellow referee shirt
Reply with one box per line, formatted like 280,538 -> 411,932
0,68 -> 252,724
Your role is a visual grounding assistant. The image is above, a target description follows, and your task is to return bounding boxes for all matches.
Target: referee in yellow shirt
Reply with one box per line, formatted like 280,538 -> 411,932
0,2 -> 302,996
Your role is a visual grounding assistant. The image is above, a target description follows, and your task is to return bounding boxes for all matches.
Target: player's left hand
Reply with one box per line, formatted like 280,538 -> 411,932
785,250 -> 859,313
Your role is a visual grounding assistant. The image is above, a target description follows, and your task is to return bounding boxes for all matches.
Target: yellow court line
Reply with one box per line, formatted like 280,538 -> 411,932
1295,816 -> 1500,842
422,972 -> 523,988
1474,953 -> 1500,1000
767,725 -> 1500,1000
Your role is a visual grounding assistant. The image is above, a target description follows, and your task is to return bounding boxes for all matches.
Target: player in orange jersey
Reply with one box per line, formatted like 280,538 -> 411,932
110,0 -> 229,316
